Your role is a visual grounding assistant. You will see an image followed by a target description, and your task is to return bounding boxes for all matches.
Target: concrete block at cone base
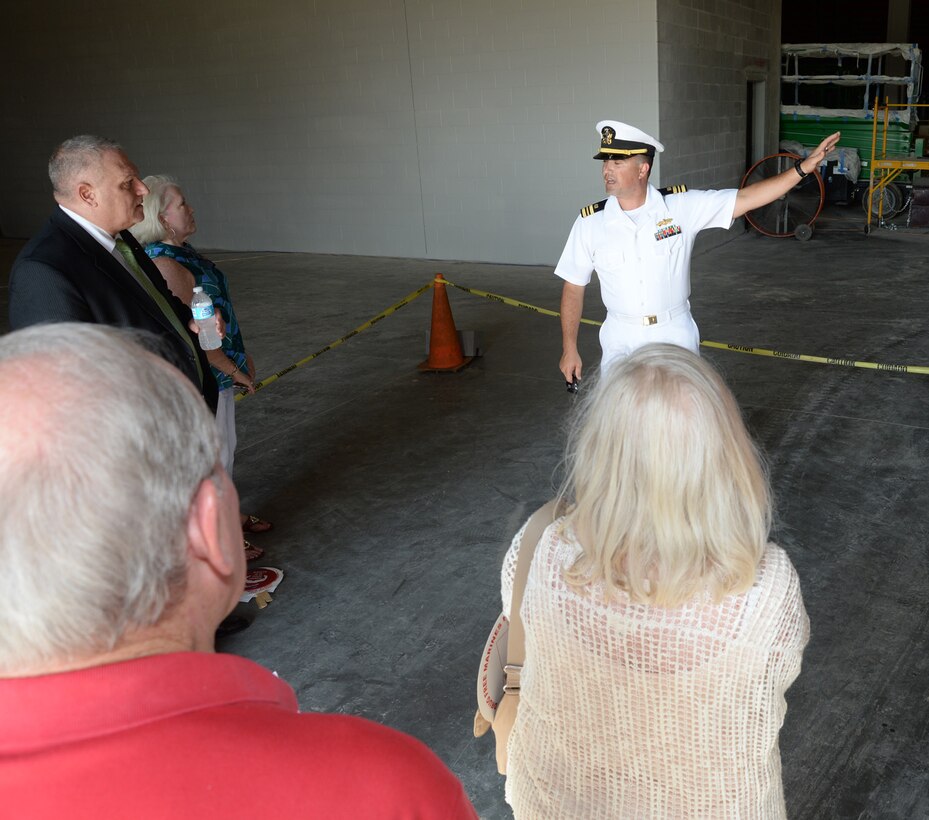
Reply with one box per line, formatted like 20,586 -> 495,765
459,330 -> 483,357
423,330 -> 483,357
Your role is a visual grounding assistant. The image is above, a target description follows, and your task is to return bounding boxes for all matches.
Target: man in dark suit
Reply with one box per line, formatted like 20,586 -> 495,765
9,134 -> 217,411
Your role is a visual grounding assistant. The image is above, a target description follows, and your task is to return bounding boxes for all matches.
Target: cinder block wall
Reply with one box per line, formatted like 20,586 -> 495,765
656,0 -> 782,250
657,0 -> 781,187
0,0 -> 777,264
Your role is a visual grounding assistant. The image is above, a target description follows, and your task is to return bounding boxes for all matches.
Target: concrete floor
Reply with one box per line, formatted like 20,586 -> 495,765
3,207 -> 929,818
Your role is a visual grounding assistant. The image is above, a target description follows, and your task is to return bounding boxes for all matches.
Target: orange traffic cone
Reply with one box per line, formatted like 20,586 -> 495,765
418,274 -> 474,372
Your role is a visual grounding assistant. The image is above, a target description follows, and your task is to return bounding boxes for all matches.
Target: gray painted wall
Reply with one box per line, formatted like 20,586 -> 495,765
1,0 -> 779,264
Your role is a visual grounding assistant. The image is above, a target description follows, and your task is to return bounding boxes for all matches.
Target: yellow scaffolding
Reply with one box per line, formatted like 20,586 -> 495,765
866,98 -> 929,233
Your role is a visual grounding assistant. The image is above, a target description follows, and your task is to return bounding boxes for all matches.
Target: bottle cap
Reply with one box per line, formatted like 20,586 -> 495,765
193,286 -> 203,292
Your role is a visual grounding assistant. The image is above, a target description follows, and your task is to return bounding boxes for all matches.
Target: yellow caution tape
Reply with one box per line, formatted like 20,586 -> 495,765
235,281 -> 432,401
234,275 -> 928,398
442,278 -> 929,376
699,341 -> 929,375
441,278 -> 601,326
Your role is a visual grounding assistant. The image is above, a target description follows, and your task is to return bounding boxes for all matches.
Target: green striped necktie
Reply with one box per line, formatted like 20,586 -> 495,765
113,238 -> 204,386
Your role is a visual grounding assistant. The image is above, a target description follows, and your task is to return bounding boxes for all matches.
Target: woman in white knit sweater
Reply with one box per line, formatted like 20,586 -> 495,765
502,344 -> 809,819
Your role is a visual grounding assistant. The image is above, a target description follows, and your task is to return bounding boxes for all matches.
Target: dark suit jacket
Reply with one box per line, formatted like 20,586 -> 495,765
9,208 -> 218,412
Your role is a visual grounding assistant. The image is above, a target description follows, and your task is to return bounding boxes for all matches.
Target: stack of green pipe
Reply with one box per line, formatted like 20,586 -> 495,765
779,116 -> 913,172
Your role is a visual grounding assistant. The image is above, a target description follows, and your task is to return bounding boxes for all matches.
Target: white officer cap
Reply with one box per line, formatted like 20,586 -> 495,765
593,120 -> 664,160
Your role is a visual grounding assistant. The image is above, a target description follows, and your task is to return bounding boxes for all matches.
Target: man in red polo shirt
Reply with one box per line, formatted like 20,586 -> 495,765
0,323 -> 476,820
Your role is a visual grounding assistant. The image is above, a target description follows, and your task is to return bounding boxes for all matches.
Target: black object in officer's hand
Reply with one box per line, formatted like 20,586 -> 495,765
566,376 -> 579,394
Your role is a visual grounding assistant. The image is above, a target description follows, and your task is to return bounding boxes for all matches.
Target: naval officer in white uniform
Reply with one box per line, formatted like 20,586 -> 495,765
556,120 -> 840,381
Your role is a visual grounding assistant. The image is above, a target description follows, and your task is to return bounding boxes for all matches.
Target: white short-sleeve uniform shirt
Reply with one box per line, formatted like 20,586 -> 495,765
555,185 -> 738,369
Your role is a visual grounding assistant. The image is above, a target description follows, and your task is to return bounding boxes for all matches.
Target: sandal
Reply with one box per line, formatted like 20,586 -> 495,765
241,514 -> 274,534
244,540 -> 264,561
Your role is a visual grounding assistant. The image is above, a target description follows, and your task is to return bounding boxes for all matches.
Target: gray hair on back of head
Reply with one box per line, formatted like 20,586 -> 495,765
0,323 -> 219,672
48,134 -> 123,198
130,175 -> 179,246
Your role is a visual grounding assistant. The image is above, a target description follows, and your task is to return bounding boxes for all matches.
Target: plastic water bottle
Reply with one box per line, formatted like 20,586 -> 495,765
191,287 -> 222,350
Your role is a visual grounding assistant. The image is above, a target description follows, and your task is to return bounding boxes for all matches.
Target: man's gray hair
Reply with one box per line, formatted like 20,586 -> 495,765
48,134 -> 123,198
0,323 -> 219,672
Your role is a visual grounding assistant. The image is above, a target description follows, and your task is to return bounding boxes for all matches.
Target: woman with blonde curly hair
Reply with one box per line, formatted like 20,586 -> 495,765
501,344 -> 808,819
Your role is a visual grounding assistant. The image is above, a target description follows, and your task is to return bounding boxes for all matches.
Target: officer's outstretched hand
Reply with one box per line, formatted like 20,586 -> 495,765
807,131 -> 841,167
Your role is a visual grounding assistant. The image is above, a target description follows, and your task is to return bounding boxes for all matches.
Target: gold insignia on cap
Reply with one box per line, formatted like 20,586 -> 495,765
601,127 -> 615,145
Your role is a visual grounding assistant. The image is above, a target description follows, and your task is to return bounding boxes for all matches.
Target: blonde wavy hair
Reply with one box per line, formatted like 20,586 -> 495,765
130,174 -> 178,246
561,344 -> 770,607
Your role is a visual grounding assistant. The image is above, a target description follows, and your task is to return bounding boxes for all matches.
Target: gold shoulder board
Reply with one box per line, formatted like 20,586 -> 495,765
580,198 -> 608,218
